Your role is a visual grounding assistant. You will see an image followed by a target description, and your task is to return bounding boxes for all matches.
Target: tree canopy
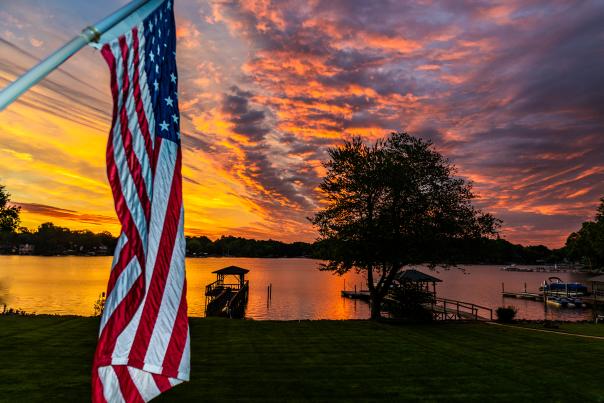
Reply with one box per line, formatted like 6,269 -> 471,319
311,132 -> 500,319
565,197 -> 604,270
0,185 -> 20,233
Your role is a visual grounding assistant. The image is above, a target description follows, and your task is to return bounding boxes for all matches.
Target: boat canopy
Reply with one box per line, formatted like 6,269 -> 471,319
397,269 -> 442,283
212,266 -> 250,275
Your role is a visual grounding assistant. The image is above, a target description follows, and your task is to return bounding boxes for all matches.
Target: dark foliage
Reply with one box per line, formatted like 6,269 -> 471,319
496,306 -> 518,323
185,235 -> 313,258
311,132 -> 500,319
564,197 -> 604,270
0,223 -> 117,256
0,185 -> 20,233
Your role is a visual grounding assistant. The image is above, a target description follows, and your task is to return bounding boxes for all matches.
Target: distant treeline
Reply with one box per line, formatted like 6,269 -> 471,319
0,223 -> 117,256
0,221 -> 578,264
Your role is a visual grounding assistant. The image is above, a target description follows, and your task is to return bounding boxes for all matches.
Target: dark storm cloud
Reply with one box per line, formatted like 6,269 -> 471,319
218,86 -> 316,210
221,86 -> 270,141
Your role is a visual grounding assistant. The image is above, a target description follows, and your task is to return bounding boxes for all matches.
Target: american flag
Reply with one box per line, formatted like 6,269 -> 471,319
92,1 -> 189,401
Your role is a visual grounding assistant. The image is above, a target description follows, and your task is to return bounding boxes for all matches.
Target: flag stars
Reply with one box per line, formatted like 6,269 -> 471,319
149,52 -> 154,62
155,64 -> 159,74
167,1 -> 172,10
172,114 -> 179,123
148,21 -> 153,31
164,96 -> 174,107
153,80 -> 159,91
159,121 -> 169,131
170,73 -> 177,83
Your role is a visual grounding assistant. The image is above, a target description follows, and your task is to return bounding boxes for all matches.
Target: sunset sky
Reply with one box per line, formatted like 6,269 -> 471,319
0,0 -> 603,247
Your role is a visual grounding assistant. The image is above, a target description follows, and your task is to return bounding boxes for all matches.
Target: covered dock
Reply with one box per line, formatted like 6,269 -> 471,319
390,269 -> 492,320
205,266 -> 250,318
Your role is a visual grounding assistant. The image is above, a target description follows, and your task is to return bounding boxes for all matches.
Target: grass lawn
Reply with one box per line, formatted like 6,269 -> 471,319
1,317 -> 603,402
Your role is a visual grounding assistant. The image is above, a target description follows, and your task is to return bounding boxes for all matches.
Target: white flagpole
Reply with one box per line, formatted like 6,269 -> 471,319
0,0 -> 154,111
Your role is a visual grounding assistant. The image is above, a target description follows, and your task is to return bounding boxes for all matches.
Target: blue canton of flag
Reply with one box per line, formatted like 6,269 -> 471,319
145,2 -> 180,143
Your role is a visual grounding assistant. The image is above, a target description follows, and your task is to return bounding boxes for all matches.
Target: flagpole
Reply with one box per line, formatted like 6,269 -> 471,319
0,0 -> 154,111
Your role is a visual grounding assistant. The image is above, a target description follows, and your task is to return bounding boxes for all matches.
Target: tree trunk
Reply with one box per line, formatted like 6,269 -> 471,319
370,290 -> 382,320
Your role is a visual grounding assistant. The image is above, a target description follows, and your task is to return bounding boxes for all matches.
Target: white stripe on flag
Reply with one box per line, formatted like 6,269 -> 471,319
177,327 -> 191,380
145,139 -> 178,291
100,256 -> 142,333
98,366 -> 126,403
144,205 -> 185,366
122,28 -> 153,197
128,367 -> 161,402
136,24 -> 156,148
109,35 -> 149,252
109,140 -> 178,363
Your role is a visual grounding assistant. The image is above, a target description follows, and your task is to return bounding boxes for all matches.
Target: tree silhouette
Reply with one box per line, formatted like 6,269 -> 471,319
0,184 -> 20,233
311,132 -> 500,319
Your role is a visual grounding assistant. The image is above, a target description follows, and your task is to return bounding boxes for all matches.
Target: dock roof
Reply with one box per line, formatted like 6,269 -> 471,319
589,274 -> 604,283
397,269 -> 442,283
212,265 -> 250,275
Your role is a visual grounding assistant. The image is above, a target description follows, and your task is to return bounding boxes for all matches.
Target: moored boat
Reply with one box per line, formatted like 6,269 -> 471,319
539,277 -> 588,296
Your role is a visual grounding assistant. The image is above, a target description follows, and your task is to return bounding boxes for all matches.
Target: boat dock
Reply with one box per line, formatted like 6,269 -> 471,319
502,291 -> 544,301
205,266 -> 250,318
341,290 -> 370,301
501,290 -> 603,307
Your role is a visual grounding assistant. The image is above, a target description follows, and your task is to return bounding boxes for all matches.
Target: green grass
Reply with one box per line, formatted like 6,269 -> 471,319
1,317 -> 603,402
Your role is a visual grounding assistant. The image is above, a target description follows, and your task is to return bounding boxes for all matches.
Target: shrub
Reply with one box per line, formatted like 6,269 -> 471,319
93,292 -> 106,316
496,306 -> 517,323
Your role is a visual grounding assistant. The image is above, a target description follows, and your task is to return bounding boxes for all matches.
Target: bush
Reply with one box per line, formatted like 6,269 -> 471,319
496,306 -> 517,323
93,292 -> 106,316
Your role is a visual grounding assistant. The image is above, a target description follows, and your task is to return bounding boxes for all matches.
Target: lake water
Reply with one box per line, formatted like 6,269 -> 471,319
0,256 -> 596,321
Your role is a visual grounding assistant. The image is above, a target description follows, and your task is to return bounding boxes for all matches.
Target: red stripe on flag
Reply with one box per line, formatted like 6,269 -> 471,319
94,273 -> 144,365
162,276 -> 188,377
105,236 -> 131,293
118,36 -> 152,223
115,366 -> 145,403
153,374 -> 172,393
130,27 -> 154,169
101,43 -> 146,266
91,367 -> 107,403
94,39 -> 147,366
129,147 -> 183,370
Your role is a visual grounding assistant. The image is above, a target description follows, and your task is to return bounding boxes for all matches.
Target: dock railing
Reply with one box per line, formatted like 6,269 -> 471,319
205,280 -> 244,296
227,280 -> 249,318
431,297 -> 493,321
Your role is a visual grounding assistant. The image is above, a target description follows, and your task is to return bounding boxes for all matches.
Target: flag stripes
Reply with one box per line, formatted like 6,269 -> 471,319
93,1 -> 189,401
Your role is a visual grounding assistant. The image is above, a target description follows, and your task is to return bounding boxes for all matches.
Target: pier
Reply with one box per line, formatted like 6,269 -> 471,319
501,280 -> 604,307
205,266 -> 250,318
342,269 -> 492,321
428,297 -> 493,321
